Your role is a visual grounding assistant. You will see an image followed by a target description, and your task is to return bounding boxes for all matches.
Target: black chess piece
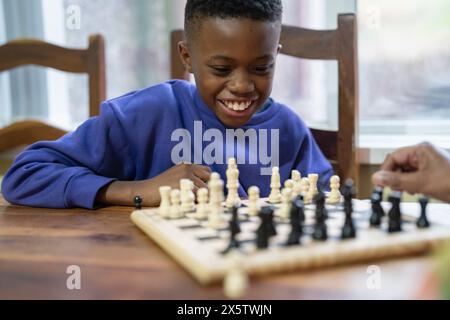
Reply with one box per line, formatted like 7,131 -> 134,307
224,205 -> 241,253
256,207 -> 271,249
369,191 -> 384,227
266,206 -> 277,237
388,191 -> 402,233
341,180 -> 356,239
286,195 -> 304,246
312,191 -> 328,241
416,196 -> 431,229
374,186 -> 384,212
134,195 -> 143,210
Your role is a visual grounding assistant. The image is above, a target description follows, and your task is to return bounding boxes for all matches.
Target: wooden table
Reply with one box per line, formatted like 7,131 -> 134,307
0,194 -> 439,300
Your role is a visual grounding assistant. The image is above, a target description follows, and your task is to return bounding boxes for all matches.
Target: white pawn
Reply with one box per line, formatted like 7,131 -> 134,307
169,189 -> 184,219
292,179 -> 303,197
300,177 -> 310,203
291,170 -> 301,183
269,167 -> 282,204
195,188 -> 209,220
284,179 -> 294,190
226,158 -> 241,208
247,186 -> 260,217
208,172 -> 221,189
307,173 -> 319,203
180,179 -> 195,213
223,251 -> 248,299
278,188 -> 292,220
158,186 -> 172,218
209,179 -> 224,229
327,175 -> 342,204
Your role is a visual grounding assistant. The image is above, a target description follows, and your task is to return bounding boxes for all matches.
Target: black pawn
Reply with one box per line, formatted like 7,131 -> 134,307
312,191 -> 328,241
267,206 -> 277,237
341,180 -> 356,239
369,192 -> 384,227
224,205 -> 241,253
416,196 -> 430,229
388,191 -> 402,233
256,207 -> 270,249
286,195 -> 304,246
134,196 -> 143,210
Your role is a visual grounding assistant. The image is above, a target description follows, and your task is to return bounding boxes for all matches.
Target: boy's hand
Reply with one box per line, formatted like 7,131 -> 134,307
96,164 -> 212,207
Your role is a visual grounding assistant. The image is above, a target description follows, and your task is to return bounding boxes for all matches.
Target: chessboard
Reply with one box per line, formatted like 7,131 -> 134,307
131,188 -> 450,286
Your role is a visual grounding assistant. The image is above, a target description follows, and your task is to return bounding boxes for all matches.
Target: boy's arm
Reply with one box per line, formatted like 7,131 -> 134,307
1,102 -> 131,209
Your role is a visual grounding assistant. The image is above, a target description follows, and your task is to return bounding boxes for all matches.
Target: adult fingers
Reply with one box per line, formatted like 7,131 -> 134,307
372,170 -> 421,194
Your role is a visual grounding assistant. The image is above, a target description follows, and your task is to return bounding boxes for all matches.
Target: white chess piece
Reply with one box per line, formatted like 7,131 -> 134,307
223,251 -> 249,299
247,186 -> 260,216
226,157 -> 241,208
327,175 -> 342,204
284,179 -> 294,190
269,167 -> 282,204
291,170 -> 301,183
306,173 -> 319,203
278,188 -> 292,220
169,189 -> 184,219
158,186 -> 172,218
300,177 -> 310,203
195,188 -> 209,220
180,179 -> 195,213
208,178 -> 224,229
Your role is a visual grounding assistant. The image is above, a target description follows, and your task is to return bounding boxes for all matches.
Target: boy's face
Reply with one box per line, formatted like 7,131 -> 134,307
180,18 -> 281,128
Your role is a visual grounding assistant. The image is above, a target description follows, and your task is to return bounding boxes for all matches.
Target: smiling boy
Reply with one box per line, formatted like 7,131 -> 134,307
2,0 -> 333,209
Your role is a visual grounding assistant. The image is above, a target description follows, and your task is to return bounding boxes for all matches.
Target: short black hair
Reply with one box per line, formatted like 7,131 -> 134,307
184,0 -> 283,40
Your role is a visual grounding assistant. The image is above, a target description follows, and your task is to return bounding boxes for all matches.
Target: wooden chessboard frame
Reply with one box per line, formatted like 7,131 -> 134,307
131,199 -> 450,285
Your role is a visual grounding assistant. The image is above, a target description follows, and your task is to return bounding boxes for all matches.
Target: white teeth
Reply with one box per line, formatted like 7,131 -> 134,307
222,101 -> 252,112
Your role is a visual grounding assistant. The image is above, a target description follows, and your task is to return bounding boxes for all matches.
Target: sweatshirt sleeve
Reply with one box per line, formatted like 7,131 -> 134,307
1,101 -> 133,209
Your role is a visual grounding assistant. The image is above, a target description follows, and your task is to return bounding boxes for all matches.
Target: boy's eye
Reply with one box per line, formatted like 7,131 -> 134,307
209,66 -> 231,75
252,64 -> 274,74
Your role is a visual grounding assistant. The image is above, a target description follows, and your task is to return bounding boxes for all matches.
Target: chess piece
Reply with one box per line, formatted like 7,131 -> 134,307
369,192 -> 383,227
306,173 -> 319,203
284,179 -> 294,190
134,195 -> 143,210
195,188 -> 209,220
180,179 -> 195,213
327,175 -> 342,204
388,191 -> 402,233
269,167 -> 282,203
226,158 -> 241,208
158,186 -> 172,217
247,186 -> 260,216
417,196 -> 431,229
278,188 -> 292,220
374,186 -> 384,203
312,191 -> 328,241
208,178 -> 224,229
223,205 -> 241,253
291,170 -> 301,183
223,251 -> 248,299
169,189 -> 184,219
341,179 -> 356,239
300,177 -> 310,203
256,206 -> 276,249
286,195 -> 304,246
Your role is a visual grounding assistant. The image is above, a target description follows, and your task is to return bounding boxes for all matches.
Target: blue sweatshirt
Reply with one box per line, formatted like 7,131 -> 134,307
1,80 -> 333,209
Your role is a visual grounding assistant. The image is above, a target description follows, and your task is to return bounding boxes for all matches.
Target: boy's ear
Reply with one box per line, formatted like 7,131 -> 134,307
178,41 -> 193,73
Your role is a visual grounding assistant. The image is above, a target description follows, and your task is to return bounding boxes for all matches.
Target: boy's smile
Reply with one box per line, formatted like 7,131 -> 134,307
179,18 -> 281,128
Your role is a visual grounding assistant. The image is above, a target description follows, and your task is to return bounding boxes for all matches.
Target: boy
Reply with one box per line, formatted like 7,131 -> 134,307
1,0 -> 333,209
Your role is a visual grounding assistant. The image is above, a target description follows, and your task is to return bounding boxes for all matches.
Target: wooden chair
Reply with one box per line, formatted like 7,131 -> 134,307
170,14 -> 359,185
0,34 -> 106,153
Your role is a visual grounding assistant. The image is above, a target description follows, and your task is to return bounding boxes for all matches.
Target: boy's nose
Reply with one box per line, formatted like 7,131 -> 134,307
228,72 -> 255,94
